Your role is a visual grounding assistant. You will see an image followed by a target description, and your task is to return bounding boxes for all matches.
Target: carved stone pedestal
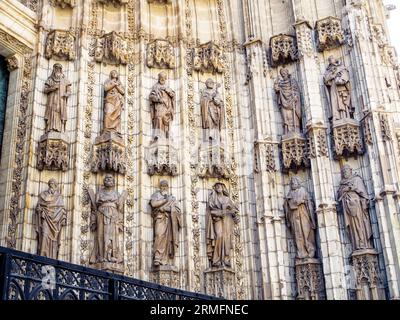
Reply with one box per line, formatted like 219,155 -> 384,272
146,141 -> 178,176
197,145 -> 232,179
332,119 -> 363,158
92,262 -> 124,274
37,132 -> 69,171
281,132 -> 309,171
351,249 -> 385,300
150,265 -> 179,288
295,258 -> 325,300
92,132 -> 126,174
204,267 -> 236,299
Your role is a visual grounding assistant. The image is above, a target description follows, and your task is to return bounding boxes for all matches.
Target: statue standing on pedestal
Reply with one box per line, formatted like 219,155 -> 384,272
149,72 -> 175,140
337,165 -> 373,251
35,179 -> 67,259
206,183 -> 239,268
274,68 -> 302,135
284,177 -> 316,259
44,63 -> 71,133
89,174 -> 127,265
201,78 -> 224,142
149,180 -> 182,267
103,70 -> 125,135
324,56 -> 353,121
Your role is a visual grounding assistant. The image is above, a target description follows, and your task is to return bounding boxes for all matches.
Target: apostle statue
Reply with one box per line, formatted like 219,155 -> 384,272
103,70 -> 125,135
324,56 -> 353,121
89,174 -> 127,265
35,179 -> 67,259
284,177 -> 316,259
149,72 -> 175,140
337,165 -> 373,251
149,180 -> 182,267
201,78 -> 224,142
44,63 -> 71,133
274,68 -> 302,135
206,182 -> 240,268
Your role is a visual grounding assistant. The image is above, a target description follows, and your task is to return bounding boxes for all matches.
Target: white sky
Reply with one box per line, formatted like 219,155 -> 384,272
385,0 -> 400,54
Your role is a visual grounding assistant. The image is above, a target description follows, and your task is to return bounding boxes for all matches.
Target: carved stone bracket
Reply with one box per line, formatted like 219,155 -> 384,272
145,141 -> 179,176
193,42 -> 225,74
315,16 -> 345,51
295,258 -> 326,300
37,132 -> 69,171
197,145 -> 233,179
6,55 -> 19,72
307,124 -> 328,158
270,34 -> 298,67
332,119 -> 363,158
45,30 -> 76,61
293,20 -> 314,58
50,0 -> 76,8
204,267 -> 236,299
98,0 -> 128,5
91,132 -> 126,174
147,39 -> 175,69
95,31 -> 129,65
151,265 -> 179,289
281,132 -> 310,171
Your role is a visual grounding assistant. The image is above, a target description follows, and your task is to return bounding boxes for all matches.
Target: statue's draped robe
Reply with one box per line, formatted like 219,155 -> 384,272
338,174 -> 372,250
104,80 -> 124,134
35,190 -> 66,259
150,192 -> 182,265
44,75 -> 71,132
149,83 -> 175,138
284,187 -> 316,259
201,88 -> 224,131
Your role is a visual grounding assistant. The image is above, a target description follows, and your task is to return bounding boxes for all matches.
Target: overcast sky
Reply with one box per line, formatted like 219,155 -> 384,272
385,0 -> 400,54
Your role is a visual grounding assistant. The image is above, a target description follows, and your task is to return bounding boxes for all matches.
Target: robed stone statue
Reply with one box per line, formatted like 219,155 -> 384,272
206,182 -> 239,268
274,68 -> 302,135
103,70 -> 125,135
324,56 -> 353,121
149,72 -> 176,140
35,179 -> 67,259
337,165 -> 373,251
44,63 -> 71,133
89,174 -> 127,265
201,78 -> 224,142
284,177 -> 316,259
149,180 -> 182,267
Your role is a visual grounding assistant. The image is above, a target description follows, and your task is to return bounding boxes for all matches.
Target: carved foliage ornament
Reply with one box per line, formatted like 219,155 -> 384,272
95,31 -> 129,65
270,34 -> 298,66
147,39 -> 175,69
45,30 -> 76,61
193,42 -> 225,74
50,0 -> 76,8
315,16 -> 345,51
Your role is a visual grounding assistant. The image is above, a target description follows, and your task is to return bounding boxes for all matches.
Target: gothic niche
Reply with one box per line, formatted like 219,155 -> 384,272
45,29 -> 76,61
315,16 -> 345,52
146,39 -> 175,69
204,182 -> 239,299
284,177 -> 325,300
49,0 -> 76,8
337,165 -> 385,300
92,70 -> 126,175
274,68 -> 309,171
37,64 -> 71,171
95,31 -> 129,65
324,56 -> 363,158
193,42 -> 225,74
146,72 -> 178,176
270,34 -> 298,67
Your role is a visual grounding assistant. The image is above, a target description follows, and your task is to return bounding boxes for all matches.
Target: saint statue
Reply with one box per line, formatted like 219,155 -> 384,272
44,63 -> 71,133
284,177 -> 316,259
89,174 -> 127,265
274,68 -> 302,135
324,56 -> 353,121
201,78 -> 224,142
103,70 -> 125,135
149,180 -> 182,267
35,179 -> 67,259
149,72 -> 176,140
206,182 -> 239,268
337,165 -> 373,251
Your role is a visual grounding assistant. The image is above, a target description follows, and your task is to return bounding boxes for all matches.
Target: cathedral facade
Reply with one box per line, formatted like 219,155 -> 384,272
0,0 -> 400,300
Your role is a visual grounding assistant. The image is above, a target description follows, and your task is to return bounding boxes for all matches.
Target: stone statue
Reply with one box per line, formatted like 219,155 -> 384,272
201,78 -> 224,142
44,63 -> 71,133
206,182 -> 239,268
324,56 -> 353,121
103,70 -> 125,135
149,180 -> 182,267
284,177 -> 316,259
149,72 -> 175,140
89,174 -> 127,265
337,165 -> 373,251
274,68 -> 302,135
35,179 -> 67,259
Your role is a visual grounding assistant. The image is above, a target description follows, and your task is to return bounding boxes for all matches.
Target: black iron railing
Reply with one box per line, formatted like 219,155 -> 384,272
0,246 -> 217,300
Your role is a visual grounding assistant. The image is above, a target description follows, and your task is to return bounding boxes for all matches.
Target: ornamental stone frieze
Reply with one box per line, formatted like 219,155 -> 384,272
269,34 -> 298,67
146,39 -> 175,69
94,31 -> 129,65
315,16 -> 345,51
98,0 -> 128,5
49,0 -> 76,8
45,30 -> 76,61
193,42 -> 225,74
